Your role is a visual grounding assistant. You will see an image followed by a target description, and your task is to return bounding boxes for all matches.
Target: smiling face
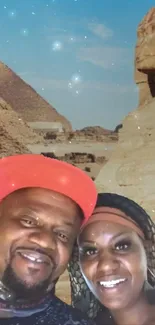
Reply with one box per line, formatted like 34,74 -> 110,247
0,187 -> 82,300
78,206 -> 147,311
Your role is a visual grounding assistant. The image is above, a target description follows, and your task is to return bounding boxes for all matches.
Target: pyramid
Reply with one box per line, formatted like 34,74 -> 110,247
0,62 -> 72,131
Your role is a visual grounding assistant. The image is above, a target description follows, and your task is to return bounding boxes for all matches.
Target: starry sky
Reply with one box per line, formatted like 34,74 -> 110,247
0,0 -> 154,130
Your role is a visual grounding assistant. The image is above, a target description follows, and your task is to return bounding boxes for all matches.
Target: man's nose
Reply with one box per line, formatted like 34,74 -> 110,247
97,251 -> 119,275
29,229 -> 56,250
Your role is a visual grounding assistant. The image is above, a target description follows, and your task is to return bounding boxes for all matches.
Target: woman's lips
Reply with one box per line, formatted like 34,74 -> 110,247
95,275 -> 129,294
98,278 -> 127,288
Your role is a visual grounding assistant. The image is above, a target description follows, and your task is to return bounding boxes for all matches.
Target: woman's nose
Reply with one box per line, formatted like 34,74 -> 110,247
97,251 -> 119,275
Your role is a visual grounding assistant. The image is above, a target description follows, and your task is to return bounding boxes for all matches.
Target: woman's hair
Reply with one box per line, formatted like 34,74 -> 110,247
97,193 -> 153,238
67,193 -> 155,320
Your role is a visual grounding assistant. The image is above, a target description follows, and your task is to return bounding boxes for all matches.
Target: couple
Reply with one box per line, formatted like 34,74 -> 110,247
0,154 -> 154,325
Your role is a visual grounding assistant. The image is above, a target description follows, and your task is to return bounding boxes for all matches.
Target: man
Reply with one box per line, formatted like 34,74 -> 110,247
0,154 -> 97,324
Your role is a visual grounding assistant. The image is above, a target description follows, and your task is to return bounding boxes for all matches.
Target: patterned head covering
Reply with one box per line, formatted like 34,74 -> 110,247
68,193 -> 155,319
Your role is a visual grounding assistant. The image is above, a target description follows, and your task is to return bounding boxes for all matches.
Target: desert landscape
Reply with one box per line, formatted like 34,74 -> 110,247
0,55 -> 118,305
0,6 -> 155,305
0,61 -> 119,181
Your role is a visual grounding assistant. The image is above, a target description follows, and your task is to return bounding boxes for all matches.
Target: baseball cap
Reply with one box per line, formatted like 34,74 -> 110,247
0,154 -> 97,221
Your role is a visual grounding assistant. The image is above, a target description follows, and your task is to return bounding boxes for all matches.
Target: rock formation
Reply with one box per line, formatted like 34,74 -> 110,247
0,62 -> 72,131
95,7 -> 155,220
0,98 -> 44,157
135,7 -> 155,106
45,126 -> 118,143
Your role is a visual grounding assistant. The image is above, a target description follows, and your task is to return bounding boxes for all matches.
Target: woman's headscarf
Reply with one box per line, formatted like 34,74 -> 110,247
67,193 -> 155,319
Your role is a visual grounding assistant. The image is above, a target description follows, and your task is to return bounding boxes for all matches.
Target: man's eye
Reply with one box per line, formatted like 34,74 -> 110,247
57,232 -> 69,243
115,240 -> 131,251
20,218 -> 36,227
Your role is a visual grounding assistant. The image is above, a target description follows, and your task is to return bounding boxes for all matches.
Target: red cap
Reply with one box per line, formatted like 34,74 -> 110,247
0,154 -> 97,221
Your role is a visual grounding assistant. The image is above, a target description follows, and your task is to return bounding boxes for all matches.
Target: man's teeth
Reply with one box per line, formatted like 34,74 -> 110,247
22,253 -> 42,263
99,278 -> 126,288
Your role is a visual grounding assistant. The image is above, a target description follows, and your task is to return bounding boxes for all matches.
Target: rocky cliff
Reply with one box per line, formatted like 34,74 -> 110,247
0,98 -> 44,157
95,7 -> 155,220
135,7 -> 155,106
0,62 -> 72,131
44,126 -> 118,142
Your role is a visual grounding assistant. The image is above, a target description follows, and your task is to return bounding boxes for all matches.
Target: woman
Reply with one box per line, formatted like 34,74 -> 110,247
77,193 -> 155,325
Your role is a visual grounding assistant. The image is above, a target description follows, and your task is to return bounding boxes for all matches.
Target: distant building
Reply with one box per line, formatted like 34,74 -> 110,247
28,122 -> 63,133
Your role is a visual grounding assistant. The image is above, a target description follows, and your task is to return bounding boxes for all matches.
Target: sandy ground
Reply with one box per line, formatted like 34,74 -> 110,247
29,141 -> 117,180
28,142 -> 116,156
56,271 -> 71,304
29,141 -> 117,303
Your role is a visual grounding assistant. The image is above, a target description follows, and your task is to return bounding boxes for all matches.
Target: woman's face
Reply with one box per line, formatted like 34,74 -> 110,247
78,206 -> 147,311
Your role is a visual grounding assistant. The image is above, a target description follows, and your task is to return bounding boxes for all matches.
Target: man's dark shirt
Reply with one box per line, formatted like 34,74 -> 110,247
0,296 -> 95,325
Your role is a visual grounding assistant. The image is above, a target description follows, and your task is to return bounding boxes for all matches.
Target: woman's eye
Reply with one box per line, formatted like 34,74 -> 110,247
115,240 -> 131,251
80,247 -> 97,256
20,218 -> 36,227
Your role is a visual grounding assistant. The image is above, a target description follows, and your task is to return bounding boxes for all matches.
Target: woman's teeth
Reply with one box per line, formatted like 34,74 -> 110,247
99,278 -> 126,288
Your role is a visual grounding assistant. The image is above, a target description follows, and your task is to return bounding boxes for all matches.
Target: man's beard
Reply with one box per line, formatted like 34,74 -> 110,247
1,264 -> 51,302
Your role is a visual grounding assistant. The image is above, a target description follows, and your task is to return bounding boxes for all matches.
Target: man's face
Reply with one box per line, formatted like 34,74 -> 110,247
0,188 -> 82,300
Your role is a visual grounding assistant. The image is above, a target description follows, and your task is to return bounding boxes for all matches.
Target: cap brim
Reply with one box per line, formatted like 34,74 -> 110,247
0,154 -> 97,221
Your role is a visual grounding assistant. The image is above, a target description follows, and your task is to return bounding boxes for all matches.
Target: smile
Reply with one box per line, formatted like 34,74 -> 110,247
16,249 -> 53,266
99,278 -> 126,288
20,253 -> 44,264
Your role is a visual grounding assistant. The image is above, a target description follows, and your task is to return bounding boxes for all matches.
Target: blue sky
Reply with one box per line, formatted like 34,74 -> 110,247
0,0 -> 154,129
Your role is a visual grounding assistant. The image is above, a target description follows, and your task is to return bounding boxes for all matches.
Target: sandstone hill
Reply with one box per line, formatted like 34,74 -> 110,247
0,62 -> 72,131
80,126 -> 114,134
95,7 -> 155,220
0,97 -> 44,157
45,125 -> 118,143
